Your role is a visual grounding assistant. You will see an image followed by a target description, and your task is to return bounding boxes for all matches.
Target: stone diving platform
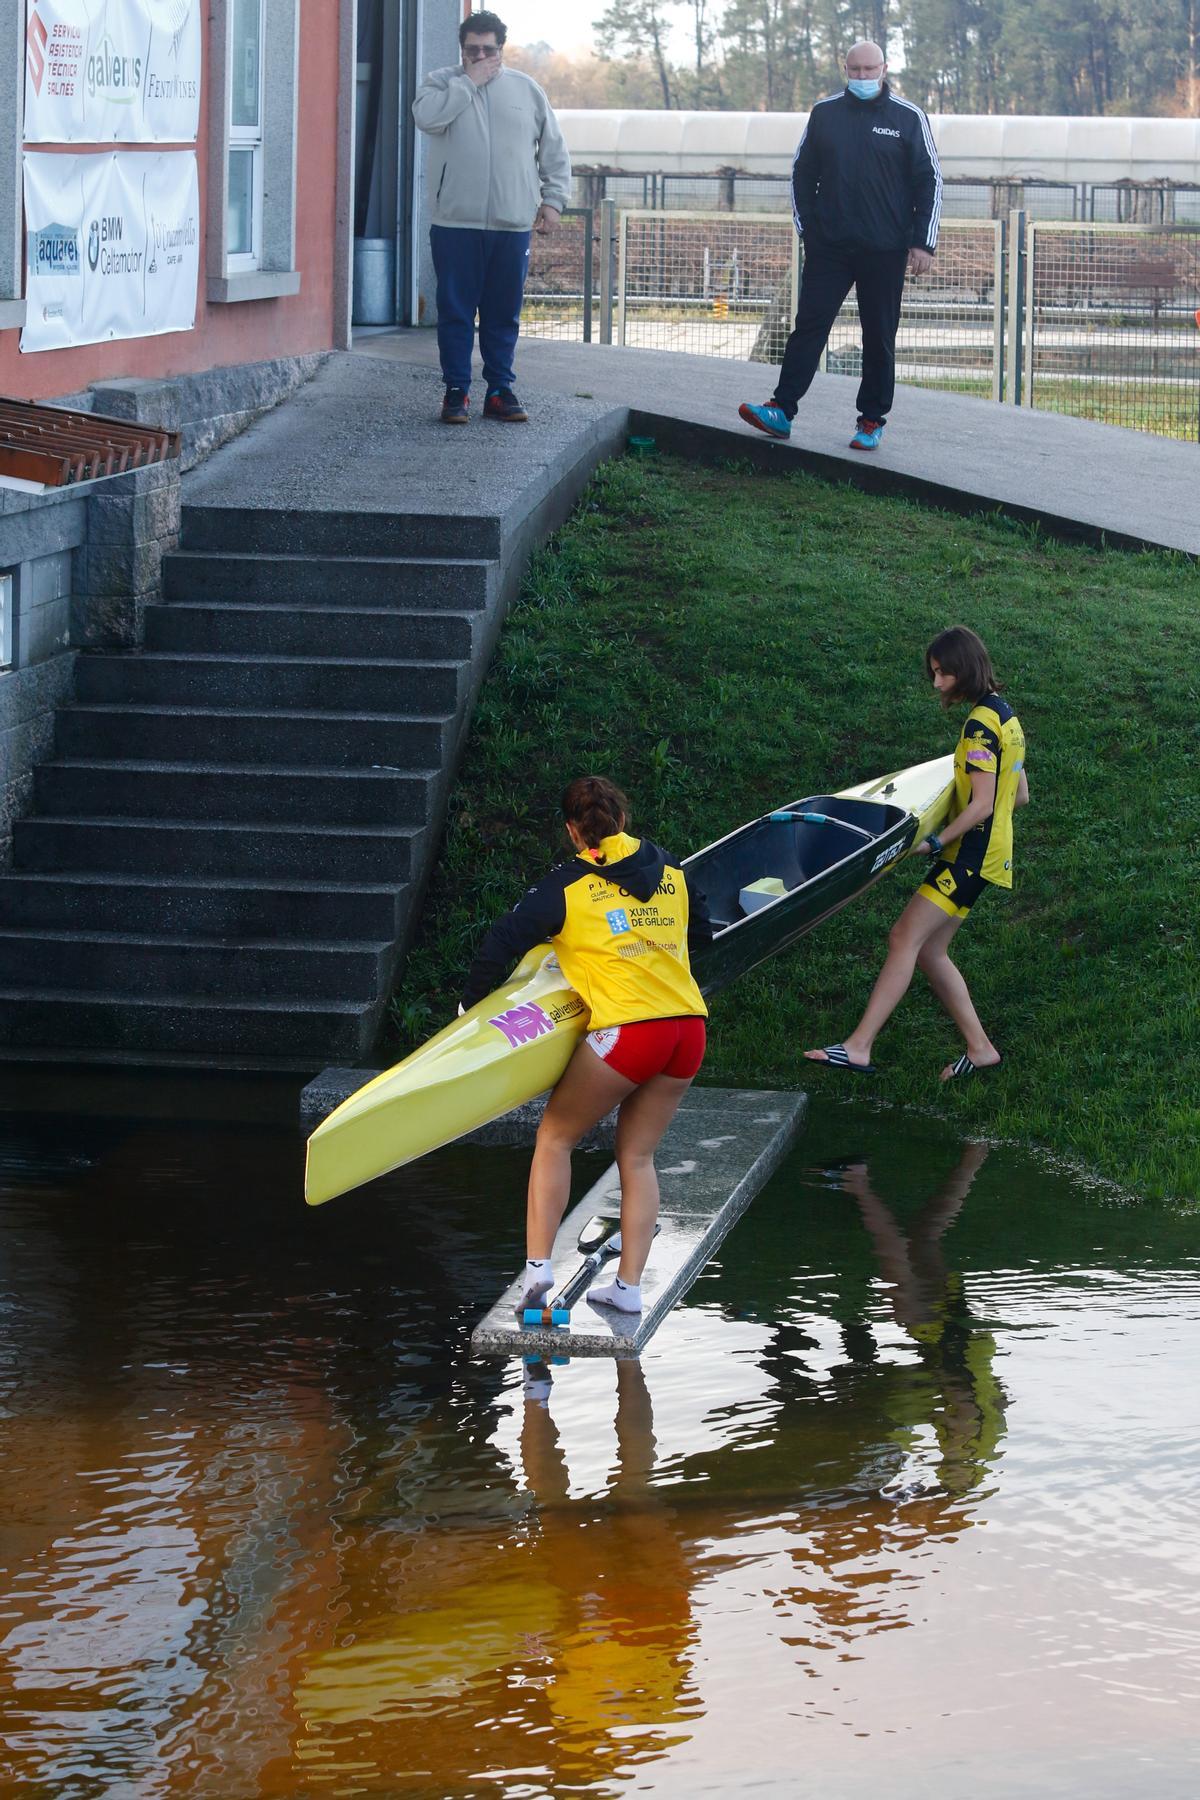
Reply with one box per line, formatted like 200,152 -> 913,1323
469,1086 -> 806,1359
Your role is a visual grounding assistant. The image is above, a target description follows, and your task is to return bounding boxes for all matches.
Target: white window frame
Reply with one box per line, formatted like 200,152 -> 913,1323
227,0 -> 265,272
0,572 -> 14,670
207,0 -> 301,304
1,0 -> 26,330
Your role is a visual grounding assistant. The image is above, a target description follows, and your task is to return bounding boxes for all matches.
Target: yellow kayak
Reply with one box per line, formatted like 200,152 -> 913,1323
304,753 -> 952,1205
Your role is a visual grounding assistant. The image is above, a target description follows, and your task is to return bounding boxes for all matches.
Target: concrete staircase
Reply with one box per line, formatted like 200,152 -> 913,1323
0,505 -> 498,1066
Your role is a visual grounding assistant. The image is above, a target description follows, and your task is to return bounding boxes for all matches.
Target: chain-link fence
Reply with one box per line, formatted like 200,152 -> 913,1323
569,170 -> 1098,222
519,205 -> 1200,440
616,211 -> 799,360
827,223 -> 1003,401
612,211 -> 1003,396
1023,223 -> 1200,437
520,207 -> 595,342
1089,185 -> 1200,224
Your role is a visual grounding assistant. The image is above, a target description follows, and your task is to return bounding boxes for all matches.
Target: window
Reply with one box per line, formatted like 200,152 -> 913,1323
227,0 -> 264,268
206,0 -> 301,304
0,572 -> 13,669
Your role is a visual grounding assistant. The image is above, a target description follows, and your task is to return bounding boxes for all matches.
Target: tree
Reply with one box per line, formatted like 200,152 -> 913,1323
595,0 -> 681,107
555,0 -> 1200,114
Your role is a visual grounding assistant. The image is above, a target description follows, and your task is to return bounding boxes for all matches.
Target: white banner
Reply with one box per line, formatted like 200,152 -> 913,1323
22,150 -> 199,353
24,0 -> 201,144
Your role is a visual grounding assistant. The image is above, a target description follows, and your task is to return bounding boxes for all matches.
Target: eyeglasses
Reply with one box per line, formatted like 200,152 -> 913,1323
463,45 -> 501,60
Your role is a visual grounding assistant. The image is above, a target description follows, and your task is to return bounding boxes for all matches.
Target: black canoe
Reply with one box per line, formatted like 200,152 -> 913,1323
688,757 -> 953,996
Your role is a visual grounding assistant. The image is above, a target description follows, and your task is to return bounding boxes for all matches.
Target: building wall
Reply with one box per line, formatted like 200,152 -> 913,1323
413,0 -> 465,327
0,1 -> 345,403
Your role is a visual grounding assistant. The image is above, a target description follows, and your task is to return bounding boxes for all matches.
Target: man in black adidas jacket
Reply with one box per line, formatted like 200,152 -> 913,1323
739,41 -> 942,452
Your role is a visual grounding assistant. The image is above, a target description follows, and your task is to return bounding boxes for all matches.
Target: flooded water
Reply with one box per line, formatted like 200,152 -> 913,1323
0,1081 -> 1197,1800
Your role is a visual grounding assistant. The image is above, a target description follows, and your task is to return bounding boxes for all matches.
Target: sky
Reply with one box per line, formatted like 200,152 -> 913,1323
496,0 -> 696,60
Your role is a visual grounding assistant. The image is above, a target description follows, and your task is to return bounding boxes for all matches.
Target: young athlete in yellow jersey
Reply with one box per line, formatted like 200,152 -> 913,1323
804,625 -> 1028,1081
461,776 -> 712,1314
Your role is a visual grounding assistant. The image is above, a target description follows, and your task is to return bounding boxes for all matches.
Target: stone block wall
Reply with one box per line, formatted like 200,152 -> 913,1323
1,484 -> 82,860
71,461 -> 181,650
0,350 -> 326,863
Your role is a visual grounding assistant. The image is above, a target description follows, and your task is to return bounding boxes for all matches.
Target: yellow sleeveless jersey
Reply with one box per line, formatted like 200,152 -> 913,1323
944,693 -> 1025,888
462,830 -> 710,1029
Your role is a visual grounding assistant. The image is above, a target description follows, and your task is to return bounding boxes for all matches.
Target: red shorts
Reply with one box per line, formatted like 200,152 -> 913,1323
585,1016 -> 707,1083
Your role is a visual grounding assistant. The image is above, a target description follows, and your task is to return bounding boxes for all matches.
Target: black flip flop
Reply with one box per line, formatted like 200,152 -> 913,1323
814,1044 -> 879,1076
945,1052 -> 1004,1080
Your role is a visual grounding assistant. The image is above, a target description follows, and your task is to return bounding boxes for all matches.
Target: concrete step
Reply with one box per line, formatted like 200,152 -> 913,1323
13,816 -> 419,882
0,871 -> 405,939
163,550 -> 493,611
34,760 -> 435,827
55,704 -> 450,770
74,653 -> 464,713
181,504 -> 502,561
0,988 -> 373,1060
0,929 -> 390,1002
143,602 -> 476,661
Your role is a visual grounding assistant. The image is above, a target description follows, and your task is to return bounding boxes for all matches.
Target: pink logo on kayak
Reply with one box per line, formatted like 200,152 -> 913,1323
489,1003 -> 555,1047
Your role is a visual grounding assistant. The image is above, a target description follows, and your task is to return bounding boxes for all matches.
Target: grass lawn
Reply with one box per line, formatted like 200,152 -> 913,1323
387,453 -> 1200,1203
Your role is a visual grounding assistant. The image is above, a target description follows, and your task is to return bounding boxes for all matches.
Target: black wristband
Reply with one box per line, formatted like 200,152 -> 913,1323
927,832 -> 943,855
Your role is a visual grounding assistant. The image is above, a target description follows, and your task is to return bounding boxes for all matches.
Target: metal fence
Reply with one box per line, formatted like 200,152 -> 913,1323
1021,222 -> 1200,437
617,210 -> 800,362
613,211 -> 1004,399
521,202 -> 1200,441
827,222 -> 1004,402
522,207 -> 595,341
1089,185 -> 1200,224
568,170 -> 1200,224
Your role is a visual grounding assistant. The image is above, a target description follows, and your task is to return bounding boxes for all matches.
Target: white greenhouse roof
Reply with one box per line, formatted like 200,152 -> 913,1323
558,110 -> 1200,183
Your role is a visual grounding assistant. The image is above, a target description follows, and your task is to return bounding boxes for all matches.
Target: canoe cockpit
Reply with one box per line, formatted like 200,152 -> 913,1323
694,796 -> 908,930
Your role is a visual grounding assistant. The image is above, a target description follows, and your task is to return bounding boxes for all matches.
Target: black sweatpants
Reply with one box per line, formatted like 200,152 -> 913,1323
772,238 -> 910,423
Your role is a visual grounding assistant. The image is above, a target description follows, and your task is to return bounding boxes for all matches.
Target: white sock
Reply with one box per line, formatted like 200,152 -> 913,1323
588,1273 -> 642,1312
522,1358 -> 553,1402
519,1259 -> 554,1307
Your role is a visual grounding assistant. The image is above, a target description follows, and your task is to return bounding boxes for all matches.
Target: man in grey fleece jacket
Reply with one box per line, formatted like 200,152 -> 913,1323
413,10 -> 572,425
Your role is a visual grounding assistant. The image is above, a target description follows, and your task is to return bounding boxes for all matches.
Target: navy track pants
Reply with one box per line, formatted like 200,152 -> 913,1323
772,237 -> 910,423
430,224 -> 532,392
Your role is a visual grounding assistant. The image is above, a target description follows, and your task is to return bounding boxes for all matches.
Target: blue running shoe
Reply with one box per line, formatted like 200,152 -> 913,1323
850,417 -> 885,451
739,400 -> 792,440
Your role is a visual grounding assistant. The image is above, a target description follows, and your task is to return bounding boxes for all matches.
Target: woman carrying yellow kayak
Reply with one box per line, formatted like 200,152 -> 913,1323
806,625 -> 1028,1081
461,777 -> 712,1314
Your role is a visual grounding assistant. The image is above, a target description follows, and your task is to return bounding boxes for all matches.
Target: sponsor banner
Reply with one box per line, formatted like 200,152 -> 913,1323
24,0 -> 200,144
22,150 -> 199,353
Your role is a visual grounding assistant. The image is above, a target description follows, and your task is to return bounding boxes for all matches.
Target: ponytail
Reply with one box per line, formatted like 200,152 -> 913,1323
561,776 -> 630,854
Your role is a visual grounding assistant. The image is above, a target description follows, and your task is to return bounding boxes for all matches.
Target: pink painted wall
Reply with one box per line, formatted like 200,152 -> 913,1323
1,1 -> 340,402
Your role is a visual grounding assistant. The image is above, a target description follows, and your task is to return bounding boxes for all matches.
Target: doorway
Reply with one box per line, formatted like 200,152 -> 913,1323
353,0 -> 417,326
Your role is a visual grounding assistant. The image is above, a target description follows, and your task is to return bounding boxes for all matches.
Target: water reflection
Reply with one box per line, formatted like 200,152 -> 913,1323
0,1093 -> 1197,1798
291,1137 -> 1006,1788
828,1141 -> 1007,1497
296,1358 -> 702,1791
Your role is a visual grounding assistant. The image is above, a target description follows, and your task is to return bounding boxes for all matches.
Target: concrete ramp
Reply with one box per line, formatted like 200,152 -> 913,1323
470,1086 -> 806,1358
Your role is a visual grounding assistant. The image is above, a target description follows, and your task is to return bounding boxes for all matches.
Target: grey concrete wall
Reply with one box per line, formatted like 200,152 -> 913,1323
71,459 -> 180,649
0,653 -> 75,863
0,0 -> 23,329
90,352 -> 327,471
0,482 -> 81,859
0,350 -> 325,865
413,0 -> 462,327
